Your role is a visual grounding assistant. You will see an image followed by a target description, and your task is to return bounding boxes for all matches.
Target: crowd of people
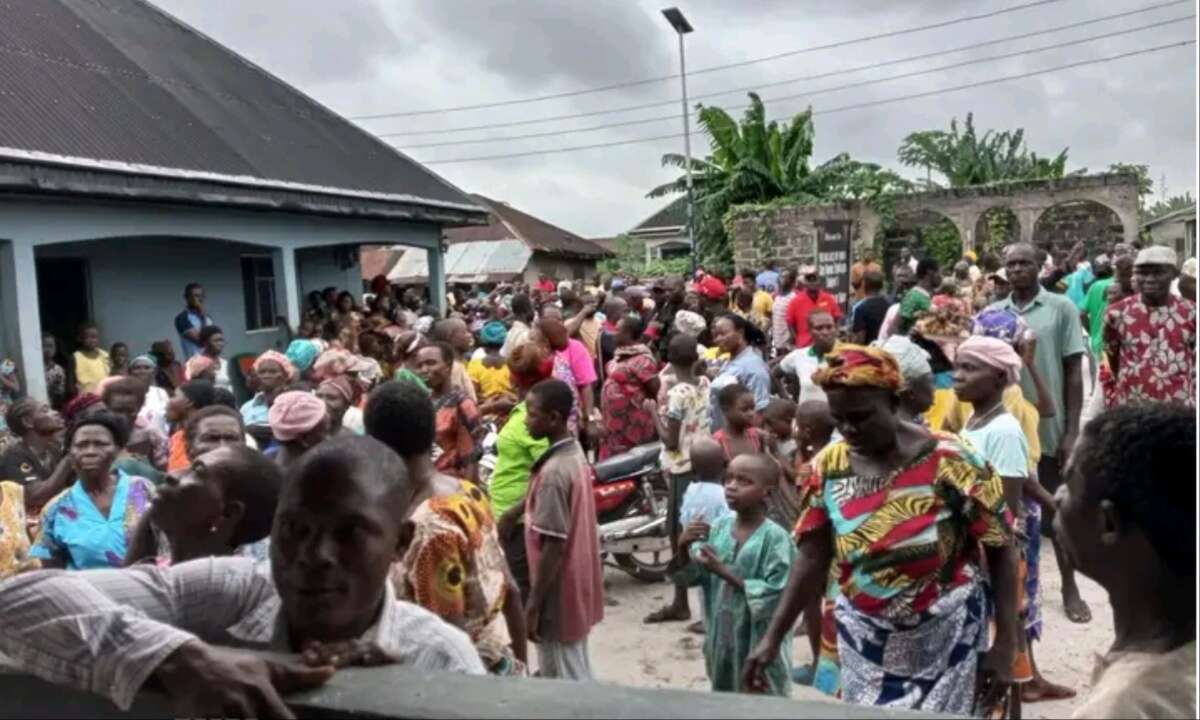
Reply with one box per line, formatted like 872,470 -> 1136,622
0,239 -> 1194,718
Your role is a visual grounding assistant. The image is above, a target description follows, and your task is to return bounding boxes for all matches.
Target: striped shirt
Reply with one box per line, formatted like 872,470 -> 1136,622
0,557 -> 484,710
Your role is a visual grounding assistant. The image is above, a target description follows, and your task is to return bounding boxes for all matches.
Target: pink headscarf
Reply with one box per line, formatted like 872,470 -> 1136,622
254,350 -> 296,381
185,354 -> 217,381
956,335 -> 1023,386
268,391 -> 327,442
312,348 -> 356,382
318,375 -> 357,405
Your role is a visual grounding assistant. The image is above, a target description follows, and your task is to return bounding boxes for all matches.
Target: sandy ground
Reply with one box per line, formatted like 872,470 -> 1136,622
587,542 -> 1113,718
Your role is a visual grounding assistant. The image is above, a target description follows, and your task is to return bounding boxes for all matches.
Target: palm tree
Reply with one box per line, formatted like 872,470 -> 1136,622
649,93 -> 908,271
898,113 -> 1073,189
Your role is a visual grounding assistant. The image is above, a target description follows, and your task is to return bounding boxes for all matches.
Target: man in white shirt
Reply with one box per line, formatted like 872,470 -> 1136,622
776,310 -> 838,403
0,435 -> 484,717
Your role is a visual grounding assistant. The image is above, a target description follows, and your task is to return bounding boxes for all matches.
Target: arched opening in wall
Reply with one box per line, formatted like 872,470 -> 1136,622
883,210 -> 961,280
1033,200 -> 1123,260
974,207 -> 1020,263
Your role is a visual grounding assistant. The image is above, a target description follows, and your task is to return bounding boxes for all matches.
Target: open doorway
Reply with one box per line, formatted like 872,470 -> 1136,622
37,257 -> 92,359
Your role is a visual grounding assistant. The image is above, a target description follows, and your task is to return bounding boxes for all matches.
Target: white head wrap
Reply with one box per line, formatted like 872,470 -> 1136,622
874,335 -> 932,384
673,310 -> 707,337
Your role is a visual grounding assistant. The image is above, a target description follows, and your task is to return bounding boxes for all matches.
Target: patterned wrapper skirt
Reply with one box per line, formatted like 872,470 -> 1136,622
834,581 -> 987,716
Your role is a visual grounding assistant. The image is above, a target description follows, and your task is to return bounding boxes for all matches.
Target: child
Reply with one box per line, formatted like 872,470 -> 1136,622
42,332 -> 67,411
109,342 -> 129,376
469,320 -> 516,420
761,398 -> 797,463
646,334 -> 714,625
523,378 -> 604,680
73,323 -> 111,395
794,400 -> 836,472
677,453 -> 796,696
712,384 -> 766,460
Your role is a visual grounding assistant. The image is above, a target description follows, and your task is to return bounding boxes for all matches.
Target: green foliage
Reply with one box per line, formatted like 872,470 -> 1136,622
921,218 -> 963,268
1146,192 -> 1197,220
898,113 -> 1073,188
1107,163 -> 1153,207
649,93 -> 910,269
596,233 -> 693,279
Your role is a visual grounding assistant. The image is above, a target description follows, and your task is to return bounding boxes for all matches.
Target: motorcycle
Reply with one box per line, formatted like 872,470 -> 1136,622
592,441 -> 673,583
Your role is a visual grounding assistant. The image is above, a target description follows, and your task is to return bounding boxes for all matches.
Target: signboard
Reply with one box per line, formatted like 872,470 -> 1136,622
815,219 -> 853,315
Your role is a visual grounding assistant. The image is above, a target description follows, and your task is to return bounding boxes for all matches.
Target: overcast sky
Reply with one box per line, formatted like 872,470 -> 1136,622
150,0 -> 1197,238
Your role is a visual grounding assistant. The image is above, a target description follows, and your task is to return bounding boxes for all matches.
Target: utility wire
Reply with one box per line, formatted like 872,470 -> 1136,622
418,39 -> 1194,165
395,14 -> 1192,150
350,0 -> 1066,120
377,0 -> 1189,137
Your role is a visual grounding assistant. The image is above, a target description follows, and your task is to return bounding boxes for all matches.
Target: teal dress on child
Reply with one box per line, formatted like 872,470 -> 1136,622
676,514 -> 796,696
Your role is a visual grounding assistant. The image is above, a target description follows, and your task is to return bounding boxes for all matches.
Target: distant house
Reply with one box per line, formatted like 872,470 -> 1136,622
384,194 -> 610,286
630,198 -> 692,263
1143,206 -> 1197,259
0,0 -> 485,401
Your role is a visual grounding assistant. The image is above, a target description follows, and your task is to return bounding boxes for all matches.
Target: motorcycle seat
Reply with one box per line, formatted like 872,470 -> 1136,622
593,442 -> 662,483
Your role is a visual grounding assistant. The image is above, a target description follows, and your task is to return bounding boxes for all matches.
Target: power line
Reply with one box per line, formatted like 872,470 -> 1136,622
417,39 -> 1194,165
378,1 -> 1190,138
350,0 -> 1067,120
394,14 -> 1192,150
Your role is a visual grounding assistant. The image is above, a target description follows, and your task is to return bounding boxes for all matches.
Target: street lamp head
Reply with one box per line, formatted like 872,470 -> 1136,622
662,7 -> 693,34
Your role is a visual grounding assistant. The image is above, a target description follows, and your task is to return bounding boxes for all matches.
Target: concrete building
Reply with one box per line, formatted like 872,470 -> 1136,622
1143,205 -> 1197,259
384,194 -> 610,286
0,0 -> 485,401
630,198 -> 692,263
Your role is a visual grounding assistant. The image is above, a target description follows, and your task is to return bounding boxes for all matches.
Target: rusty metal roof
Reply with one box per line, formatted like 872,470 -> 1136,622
0,0 -> 484,223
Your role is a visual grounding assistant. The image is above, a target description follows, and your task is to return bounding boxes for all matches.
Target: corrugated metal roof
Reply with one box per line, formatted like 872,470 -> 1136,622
443,194 -> 611,259
632,197 -> 688,232
1142,205 -> 1197,229
387,240 -> 532,284
0,0 -> 482,219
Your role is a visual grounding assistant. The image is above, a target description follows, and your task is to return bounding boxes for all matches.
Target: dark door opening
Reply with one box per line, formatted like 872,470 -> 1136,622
37,257 -> 92,359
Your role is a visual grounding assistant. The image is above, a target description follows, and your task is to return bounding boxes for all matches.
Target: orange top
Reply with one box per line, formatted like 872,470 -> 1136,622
167,430 -> 189,472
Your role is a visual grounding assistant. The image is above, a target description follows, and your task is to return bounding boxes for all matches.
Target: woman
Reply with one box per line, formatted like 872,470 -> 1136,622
124,444 -> 282,567
0,478 -> 38,577
331,290 -> 360,325
468,321 -> 515,405
364,380 -> 527,675
537,307 -> 596,439
315,375 -> 358,438
266,391 -> 329,467
128,355 -> 170,437
166,379 -> 217,473
709,313 -> 771,431
184,354 -> 218,383
599,315 -> 661,459
413,342 -> 481,481
0,400 -> 73,532
239,350 -> 295,429
876,335 -> 936,423
150,340 -> 184,393
911,295 -> 972,430
197,326 -> 232,392
29,411 -> 156,570
744,345 -> 1019,716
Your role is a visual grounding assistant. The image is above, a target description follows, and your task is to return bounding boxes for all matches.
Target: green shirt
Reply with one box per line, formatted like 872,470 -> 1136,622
899,286 -> 931,333
1081,277 -> 1114,355
489,402 -> 550,518
989,287 -> 1086,457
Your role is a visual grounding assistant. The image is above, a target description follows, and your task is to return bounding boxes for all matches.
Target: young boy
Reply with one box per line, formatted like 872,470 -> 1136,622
523,378 -> 604,680
712,384 -> 766,460
73,323 -> 111,395
677,453 -> 796,696
646,334 -> 713,625
761,398 -> 797,463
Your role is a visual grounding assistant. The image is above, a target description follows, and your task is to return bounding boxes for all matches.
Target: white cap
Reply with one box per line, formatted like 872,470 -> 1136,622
1135,245 -> 1178,267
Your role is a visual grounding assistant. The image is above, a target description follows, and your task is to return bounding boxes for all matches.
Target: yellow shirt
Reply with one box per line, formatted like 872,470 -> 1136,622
940,384 -> 1042,471
752,290 -> 774,318
73,350 -> 111,394
467,358 -> 513,400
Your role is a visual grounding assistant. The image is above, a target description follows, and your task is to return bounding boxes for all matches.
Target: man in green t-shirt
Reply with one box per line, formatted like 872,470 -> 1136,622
1080,253 -> 1133,384
899,258 -> 941,333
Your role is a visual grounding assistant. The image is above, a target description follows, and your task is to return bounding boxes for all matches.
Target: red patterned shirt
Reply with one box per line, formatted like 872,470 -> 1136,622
1103,295 -> 1196,407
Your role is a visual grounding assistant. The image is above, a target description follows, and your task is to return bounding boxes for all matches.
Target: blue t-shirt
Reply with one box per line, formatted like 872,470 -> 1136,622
710,346 -> 771,430
174,309 -> 214,359
961,412 -> 1029,479
679,480 -> 730,526
29,471 -> 156,570
755,269 -> 781,293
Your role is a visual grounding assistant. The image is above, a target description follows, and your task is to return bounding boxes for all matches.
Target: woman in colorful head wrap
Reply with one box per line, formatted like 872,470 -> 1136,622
239,351 -> 295,429
127,355 -> 170,436
746,344 -> 1019,716
266,391 -> 328,467
284,338 -> 321,376
468,321 -> 515,408
184,354 -> 218,383
912,294 -> 973,430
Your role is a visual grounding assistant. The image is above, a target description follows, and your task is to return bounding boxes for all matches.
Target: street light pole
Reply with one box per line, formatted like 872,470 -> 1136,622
662,7 -> 697,276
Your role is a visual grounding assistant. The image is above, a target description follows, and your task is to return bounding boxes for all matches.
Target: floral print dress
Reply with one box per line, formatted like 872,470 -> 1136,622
599,345 -> 659,459
0,482 -> 39,578
30,470 -> 155,570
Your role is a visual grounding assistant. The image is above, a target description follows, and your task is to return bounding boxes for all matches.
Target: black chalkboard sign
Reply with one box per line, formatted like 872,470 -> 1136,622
815,219 -> 854,316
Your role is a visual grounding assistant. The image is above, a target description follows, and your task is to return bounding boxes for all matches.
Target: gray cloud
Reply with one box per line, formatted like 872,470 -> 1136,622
147,0 -> 1196,239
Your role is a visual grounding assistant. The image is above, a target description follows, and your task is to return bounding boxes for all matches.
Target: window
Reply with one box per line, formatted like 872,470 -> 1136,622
241,255 -> 278,330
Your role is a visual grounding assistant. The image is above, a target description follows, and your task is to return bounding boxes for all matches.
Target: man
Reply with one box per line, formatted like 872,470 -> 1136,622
874,264 -> 915,341
785,265 -> 842,349
1054,404 -> 1195,719
431,318 -> 478,403
776,310 -> 837,404
1078,254 -> 1114,387
598,295 -> 628,369
900,246 -> 918,273
850,270 -> 889,344
523,379 -> 603,680
501,293 -> 535,359
989,268 -> 1012,304
1103,246 -> 1196,408
1175,257 -> 1197,299
770,269 -> 798,357
850,250 -> 882,303
963,250 -> 982,283
749,276 -> 774,327
0,435 -> 484,717
899,258 -> 941,334
989,243 -> 1089,624
173,283 -> 213,360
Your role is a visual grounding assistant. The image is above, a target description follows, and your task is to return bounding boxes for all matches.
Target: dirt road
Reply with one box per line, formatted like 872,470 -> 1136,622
587,543 -> 1111,718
